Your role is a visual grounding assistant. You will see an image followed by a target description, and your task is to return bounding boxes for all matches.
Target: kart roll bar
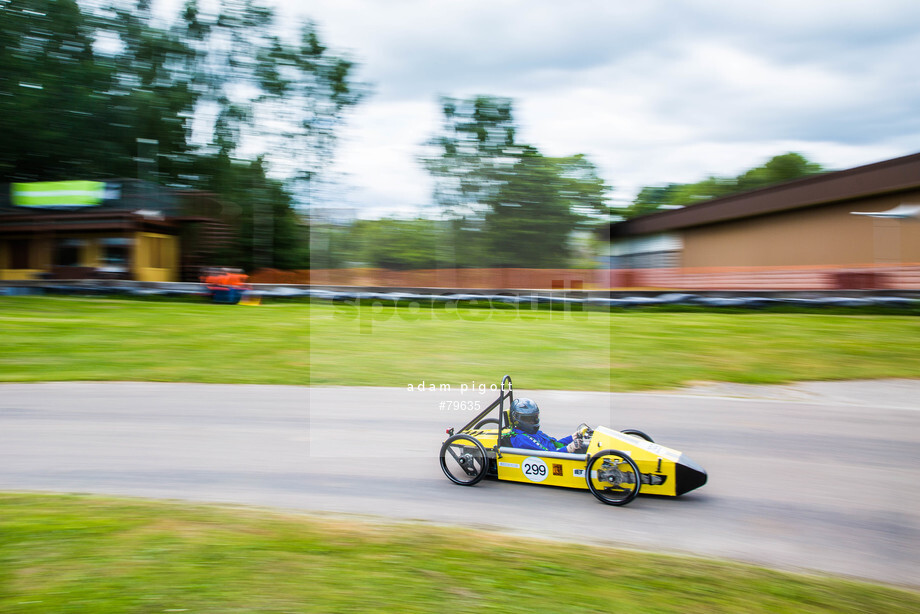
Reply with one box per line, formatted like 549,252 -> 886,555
457,375 -> 513,434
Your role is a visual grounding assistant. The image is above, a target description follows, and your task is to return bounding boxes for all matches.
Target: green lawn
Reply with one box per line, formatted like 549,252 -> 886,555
0,493 -> 916,614
1,296 -> 919,390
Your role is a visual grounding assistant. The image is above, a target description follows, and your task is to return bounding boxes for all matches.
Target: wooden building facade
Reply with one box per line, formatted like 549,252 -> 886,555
0,180 -> 231,282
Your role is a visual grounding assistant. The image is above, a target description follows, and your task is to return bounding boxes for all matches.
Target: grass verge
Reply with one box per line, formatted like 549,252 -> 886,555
0,493 -> 917,613
1,296 -> 919,390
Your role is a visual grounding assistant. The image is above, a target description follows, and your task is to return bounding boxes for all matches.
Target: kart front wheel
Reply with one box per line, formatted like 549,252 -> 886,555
620,429 -> 654,442
586,449 -> 641,506
440,434 -> 489,486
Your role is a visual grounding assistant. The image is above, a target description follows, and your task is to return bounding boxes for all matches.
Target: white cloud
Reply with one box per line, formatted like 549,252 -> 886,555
156,0 -> 920,217
332,100 -> 438,216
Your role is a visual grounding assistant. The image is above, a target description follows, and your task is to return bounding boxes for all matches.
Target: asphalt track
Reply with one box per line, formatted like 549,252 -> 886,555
1,380 -> 918,587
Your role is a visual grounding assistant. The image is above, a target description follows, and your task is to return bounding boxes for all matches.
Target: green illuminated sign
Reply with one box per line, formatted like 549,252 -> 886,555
11,181 -> 107,208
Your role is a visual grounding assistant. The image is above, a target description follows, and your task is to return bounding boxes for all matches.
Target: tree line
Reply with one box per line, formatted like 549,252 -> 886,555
620,152 -> 824,220
1,0 -> 362,270
2,1 -> 825,271
312,113 -> 825,269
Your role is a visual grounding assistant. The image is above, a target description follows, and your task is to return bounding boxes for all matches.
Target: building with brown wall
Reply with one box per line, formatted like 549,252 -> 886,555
0,179 -> 233,282
606,152 -> 920,288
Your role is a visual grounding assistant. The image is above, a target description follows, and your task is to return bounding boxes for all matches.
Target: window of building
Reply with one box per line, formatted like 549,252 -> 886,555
149,237 -> 163,268
100,237 -> 132,271
9,239 -> 31,269
610,250 -> 681,269
609,233 -> 683,269
54,239 -> 85,267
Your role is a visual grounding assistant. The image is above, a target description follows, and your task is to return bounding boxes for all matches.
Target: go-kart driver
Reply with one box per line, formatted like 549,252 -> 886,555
507,398 -> 589,453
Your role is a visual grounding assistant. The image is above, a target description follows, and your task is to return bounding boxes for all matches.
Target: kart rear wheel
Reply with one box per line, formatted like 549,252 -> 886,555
440,434 -> 489,486
621,429 -> 654,442
474,418 -> 500,429
586,449 -> 641,506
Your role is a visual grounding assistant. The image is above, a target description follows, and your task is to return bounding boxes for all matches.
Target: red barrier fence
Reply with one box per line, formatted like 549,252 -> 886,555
250,268 -> 600,289
613,264 -> 920,291
249,264 -> 920,290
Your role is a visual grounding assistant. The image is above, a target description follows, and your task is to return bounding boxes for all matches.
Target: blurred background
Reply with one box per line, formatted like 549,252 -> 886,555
1,0 -> 919,289
2,4 -> 920,608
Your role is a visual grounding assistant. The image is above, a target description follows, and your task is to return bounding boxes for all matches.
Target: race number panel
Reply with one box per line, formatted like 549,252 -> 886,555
521,457 -> 549,482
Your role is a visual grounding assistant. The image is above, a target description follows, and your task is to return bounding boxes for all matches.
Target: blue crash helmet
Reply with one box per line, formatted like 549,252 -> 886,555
510,398 -> 540,434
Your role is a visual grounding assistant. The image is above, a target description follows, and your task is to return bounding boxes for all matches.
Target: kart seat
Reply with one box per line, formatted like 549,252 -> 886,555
499,409 -> 512,446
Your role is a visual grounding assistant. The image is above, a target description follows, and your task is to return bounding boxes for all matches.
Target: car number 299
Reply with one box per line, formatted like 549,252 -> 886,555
521,457 -> 549,482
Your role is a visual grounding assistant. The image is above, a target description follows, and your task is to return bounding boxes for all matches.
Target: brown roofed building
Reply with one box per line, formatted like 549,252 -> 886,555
605,152 -> 920,289
0,179 -> 234,282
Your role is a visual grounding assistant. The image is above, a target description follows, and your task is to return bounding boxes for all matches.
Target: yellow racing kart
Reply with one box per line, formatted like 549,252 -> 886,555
439,376 -> 707,505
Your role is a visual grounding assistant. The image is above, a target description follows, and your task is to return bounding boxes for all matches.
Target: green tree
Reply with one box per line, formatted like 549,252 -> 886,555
174,0 -> 364,195
621,153 -> 825,219
421,96 -> 610,268
0,0 -> 119,180
735,152 -> 824,192
95,0 -> 203,182
628,184 -> 680,219
350,218 -> 440,270
0,0 -> 363,270
421,96 -> 517,219
190,153 -> 309,270
484,149 -> 600,267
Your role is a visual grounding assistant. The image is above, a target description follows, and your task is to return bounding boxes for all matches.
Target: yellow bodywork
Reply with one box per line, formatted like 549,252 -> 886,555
466,425 -> 683,496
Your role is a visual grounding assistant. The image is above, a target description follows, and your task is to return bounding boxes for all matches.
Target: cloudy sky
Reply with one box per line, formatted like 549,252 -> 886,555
240,1 -> 920,217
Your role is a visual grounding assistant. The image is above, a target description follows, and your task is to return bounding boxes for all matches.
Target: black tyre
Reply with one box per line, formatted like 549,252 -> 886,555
474,418 -> 500,429
440,434 -> 489,486
586,449 -> 641,506
620,428 -> 654,442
